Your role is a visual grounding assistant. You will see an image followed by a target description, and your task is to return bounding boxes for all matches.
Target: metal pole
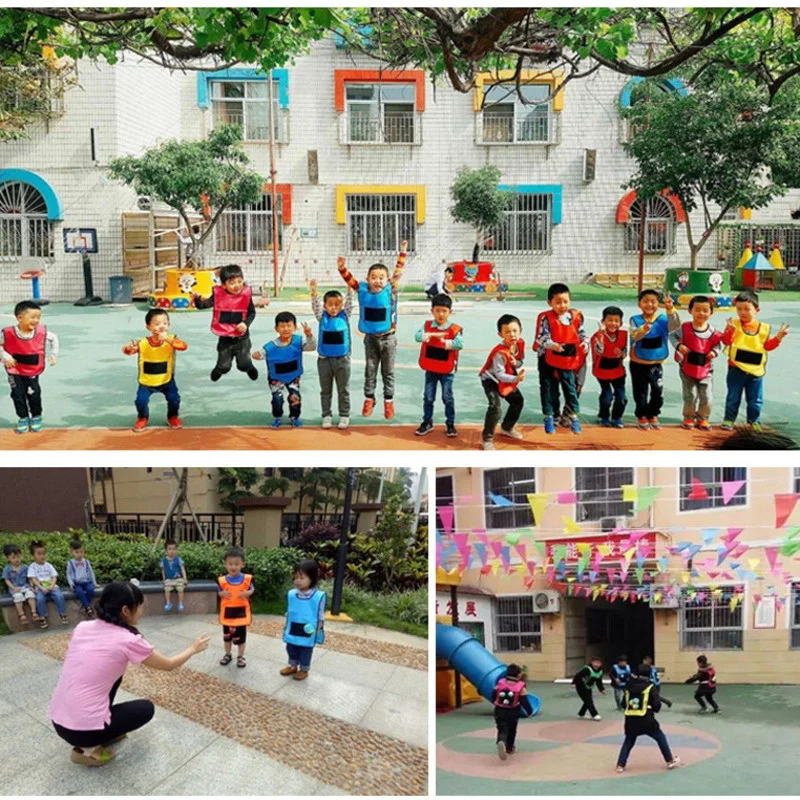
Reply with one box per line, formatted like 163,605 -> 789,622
331,467 -> 356,616
376,468 -> 386,503
267,74 -> 280,298
637,198 -> 647,295
412,467 -> 427,534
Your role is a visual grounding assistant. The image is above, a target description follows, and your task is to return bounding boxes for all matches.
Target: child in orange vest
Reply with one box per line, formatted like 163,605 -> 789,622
415,294 -> 463,438
218,546 -> 254,669
590,306 -> 628,427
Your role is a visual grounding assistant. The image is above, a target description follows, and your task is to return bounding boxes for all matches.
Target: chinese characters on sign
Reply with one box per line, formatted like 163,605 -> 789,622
436,599 -> 478,617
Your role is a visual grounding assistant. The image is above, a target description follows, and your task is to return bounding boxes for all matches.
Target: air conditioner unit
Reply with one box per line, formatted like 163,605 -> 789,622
600,515 -> 628,533
583,148 -> 597,182
533,590 -> 561,613
649,597 -> 679,609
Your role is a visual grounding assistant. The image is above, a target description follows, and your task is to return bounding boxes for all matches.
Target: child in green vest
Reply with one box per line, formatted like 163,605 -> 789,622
572,656 -> 606,720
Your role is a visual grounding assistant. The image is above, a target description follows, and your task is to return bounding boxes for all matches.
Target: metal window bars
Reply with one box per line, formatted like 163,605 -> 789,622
496,596 -> 543,652
576,467 -> 635,522
216,194 -> 283,253
679,467 -> 747,512
485,193 -> 551,254
345,193 -> 417,254
479,107 -> 551,144
623,196 -> 676,254
680,587 -> 745,650
792,583 -> 800,649
341,110 -> 421,144
0,180 -> 54,260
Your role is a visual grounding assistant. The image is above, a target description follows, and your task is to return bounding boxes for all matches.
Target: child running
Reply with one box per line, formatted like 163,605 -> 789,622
218,546 -> 254,668
629,290 -> 679,430
27,540 -> 68,628
610,653 -> 632,711
0,300 -> 59,434
280,558 -> 326,681
642,654 -> 672,708
720,290 -> 789,431
161,539 -> 188,612
572,656 -> 606,720
492,663 -> 533,761
415,293 -> 463,437
670,295 -> 723,430
2,544 -> 40,626
685,654 -> 720,713
253,311 -> 316,428
479,314 -> 525,450
311,270 -> 353,430
123,308 -> 187,432
590,306 -> 628,427
338,242 -> 406,419
66,539 -> 98,618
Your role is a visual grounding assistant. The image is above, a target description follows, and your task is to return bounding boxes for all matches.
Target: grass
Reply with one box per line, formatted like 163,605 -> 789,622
0,616 -> 11,636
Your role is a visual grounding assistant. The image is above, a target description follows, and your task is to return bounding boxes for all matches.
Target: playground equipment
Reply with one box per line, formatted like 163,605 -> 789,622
74,253 -> 103,306
148,267 -> 218,310
436,616 -> 483,709
18,257 -> 49,306
446,261 -> 508,299
665,266 -> 732,308
740,245 -> 776,291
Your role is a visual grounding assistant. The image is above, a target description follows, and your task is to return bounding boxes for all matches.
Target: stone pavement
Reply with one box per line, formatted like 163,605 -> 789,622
1,614 -> 428,795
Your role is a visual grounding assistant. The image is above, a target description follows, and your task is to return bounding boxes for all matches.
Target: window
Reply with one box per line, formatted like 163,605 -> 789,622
483,468 -> 536,530
485,193 -> 551,253
792,583 -> 800,649
0,180 -> 54,260
623,196 -> 676,254
680,587 -> 744,650
795,468 -> 800,494
216,193 -> 282,252
679,467 -> 747,512
210,80 -> 283,141
576,468 -> 634,522
436,474 -> 455,532
346,193 -> 416,254
495,596 -> 542,652
481,83 -> 551,143
345,83 -> 416,143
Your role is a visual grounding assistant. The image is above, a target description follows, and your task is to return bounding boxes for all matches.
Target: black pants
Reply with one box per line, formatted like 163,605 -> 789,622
8,373 -> 42,418
494,708 -> 519,751
214,335 -> 254,375
52,677 -> 155,748
223,624 -> 247,645
598,376 -> 627,421
630,361 -> 664,419
694,688 -> 719,711
576,684 -> 598,717
482,379 -> 524,440
539,360 -> 579,417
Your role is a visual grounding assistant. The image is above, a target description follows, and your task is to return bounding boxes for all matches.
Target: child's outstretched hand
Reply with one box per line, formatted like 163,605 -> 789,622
49,355 -> 57,367
337,256 -> 346,271
310,279 -> 318,295
191,634 -> 210,654
235,322 -> 248,334
252,350 -> 264,361
725,317 -> 737,333
664,295 -> 675,313
302,322 -> 313,338
255,295 -> 270,308
778,322 -> 791,339
400,240 -> 407,252
708,349 -> 718,359
552,343 -> 564,353
219,589 -> 231,599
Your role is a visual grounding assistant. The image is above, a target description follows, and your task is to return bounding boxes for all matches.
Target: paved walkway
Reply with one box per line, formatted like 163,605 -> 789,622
1,615 -> 428,795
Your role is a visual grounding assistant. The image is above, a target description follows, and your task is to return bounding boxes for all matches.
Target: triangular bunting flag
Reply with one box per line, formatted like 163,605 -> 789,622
488,492 -> 514,507
557,491 -> 578,504
701,527 -> 721,545
527,493 -> 548,526
473,542 -> 488,566
505,532 -> 521,546
562,516 -> 582,535
722,480 -> 746,505
635,486 -> 661,512
687,477 -> 709,501
775,494 -> 800,528
621,485 -> 637,503
438,505 -> 454,535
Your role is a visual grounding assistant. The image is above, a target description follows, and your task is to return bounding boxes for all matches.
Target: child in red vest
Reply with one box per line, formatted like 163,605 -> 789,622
415,294 -> 463,437
535,283 -> 588,435
0,300 -> 59,434
493,663 -> 533,760
669,295 -> 723,430
684,654 -> 719,713
590,306 -> 628,427
479,314 -> 525,450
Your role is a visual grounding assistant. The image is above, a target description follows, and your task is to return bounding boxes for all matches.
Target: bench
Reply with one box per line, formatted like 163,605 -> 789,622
593,273 -> 664,289
1,579 -> 219,633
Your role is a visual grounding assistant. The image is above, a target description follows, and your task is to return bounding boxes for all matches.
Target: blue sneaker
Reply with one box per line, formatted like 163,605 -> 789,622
599,418 -> 612,428
164,603 -> 173,612
570,416 -> 582,435
271,418 -> 282,429
15,418 -> 29,435
612,419 -> 625,429
290,418 -> 302,428
177,604 -> 184,612
544,416 -> 556,435
29,416 -> 43,433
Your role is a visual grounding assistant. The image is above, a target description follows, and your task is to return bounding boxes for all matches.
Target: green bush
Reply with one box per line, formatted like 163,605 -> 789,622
321,581 -> 428,628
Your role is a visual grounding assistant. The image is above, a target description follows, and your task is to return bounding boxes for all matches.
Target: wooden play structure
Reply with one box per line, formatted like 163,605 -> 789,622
148,267 -> 218,310
593,273 -> 663,289
445,261 -> 508,299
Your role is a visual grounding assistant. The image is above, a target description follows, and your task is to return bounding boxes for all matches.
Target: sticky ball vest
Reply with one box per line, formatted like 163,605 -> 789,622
3,326 -> 46,377
493,677 -> 525,709
218,574 -> 253,627
677,323 -> 723,380
543,310 -> 583,371
592,330 -> 627,381
419,321 -> 462,374
357,283 -> 394,335
210,285 -> 251,337
137,336 -> 175,387
611,663 -> 632,687
727,320 -> 770,377
581,665 -> 603,687
481,340 -> 525,396
699,666 -> 716,689
631,314 -> 669,361
283,588 -> 327,647
318,311 -> 350,358
265,334 -> 303,383
624,683 -> 653,716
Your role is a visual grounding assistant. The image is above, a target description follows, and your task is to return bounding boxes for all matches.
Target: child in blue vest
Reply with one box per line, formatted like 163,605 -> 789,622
280,558 -> 326,681
311,271 -> 353,430
253,311 -> 316,428
492,663 -> 533,760
642,654 -> 672,708
610,654 -> 632,711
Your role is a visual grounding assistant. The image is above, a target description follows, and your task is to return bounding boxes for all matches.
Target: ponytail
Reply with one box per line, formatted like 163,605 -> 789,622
96,581 -> 144,636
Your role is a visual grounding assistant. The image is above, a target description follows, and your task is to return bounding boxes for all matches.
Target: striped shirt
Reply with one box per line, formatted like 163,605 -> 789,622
338,251 -> 406,334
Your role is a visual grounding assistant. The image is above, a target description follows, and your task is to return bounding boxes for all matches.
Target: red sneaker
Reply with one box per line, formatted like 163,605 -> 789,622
384,400 -> 395,420
167,416 -> 183,430
362,398 -> 375,417
132,418 -> 148,433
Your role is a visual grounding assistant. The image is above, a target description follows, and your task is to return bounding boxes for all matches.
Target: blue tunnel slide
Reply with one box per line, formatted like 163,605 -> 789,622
436,623 -> 541,717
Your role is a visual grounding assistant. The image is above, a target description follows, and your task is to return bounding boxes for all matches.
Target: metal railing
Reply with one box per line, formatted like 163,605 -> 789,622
91,512 -> 244,547
211,105 -> 289,143
477,109 -> 553,144
340,111 -> 421,145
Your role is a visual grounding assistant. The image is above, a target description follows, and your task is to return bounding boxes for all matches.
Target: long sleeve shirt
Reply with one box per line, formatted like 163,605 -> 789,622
629,311 -> 680,364
338,251 -> 406,334
122,335 -> 188,356
721,321 -> 783,357
591,329 -> 627,359
263,333 -> 316,384
572,666 -> 605,691
414,321 -> 464,350
536,311 -> 588,352
194,292 -> 256,329
67,558 -> 97,587
0,327 -> 59,363
311,291 -> 354,323
669,324 -> 723,365
480,344 -> 523,385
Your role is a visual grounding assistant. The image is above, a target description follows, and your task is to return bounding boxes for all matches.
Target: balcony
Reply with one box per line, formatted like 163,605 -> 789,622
476,109 -> 559,145
210,105 -> 289,143
339,111 -> 422,146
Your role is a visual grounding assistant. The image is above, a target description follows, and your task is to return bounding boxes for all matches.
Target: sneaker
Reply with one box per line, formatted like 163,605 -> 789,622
599,418 -> 612,428
60,615 -> 69,625
338,416 -> 350,430
500,426 -> 524,440
384,400 -> 395,420
612,419 -> 625,429
616,766 -> 625,773
570,416 -> 582,435
481,439 -> 495,450
39,619 -> 48,630
290,418 -> 302,428
750,422 -> 763,433
720,420 -> 735,431
446,423 -> 458,437
415,421 -> 434,436
649,417 -> 661,430
167,416 -> 183,430
681,418 -> 694,430
496,741 -> 508,761
712,707 -> 721,714
362,398 -> 375,417
164,603 -> 173,612
133,418 -> 148,433
544,416 -> 556,435
29,416 -> 43,433
592,715 -> 602,721
15,418 -> 29,435
698,707 -> 708,713
271,418 -> 282,429
506,747 -> 516,755
247,366 -> 259,381
696,419 -> 711,431
177,604 -> 184,612
321,416 -> 333,429
637,417 -> 650,430
667,757 -> 681,769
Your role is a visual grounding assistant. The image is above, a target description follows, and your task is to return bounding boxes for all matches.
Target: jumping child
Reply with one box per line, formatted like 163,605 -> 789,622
27,540 -> 68,628
573,656 -> 606,720
591,306 -> 628,427
280,558 -> 326,681
0,300 -> 59,434
610,654 -> 632,711
492,663 -> 534,761
218,546 -> 254,668
685,654 -> 720,713
66,539 -> 98,618
2,544 -> 39,626
161,539 -> 188,612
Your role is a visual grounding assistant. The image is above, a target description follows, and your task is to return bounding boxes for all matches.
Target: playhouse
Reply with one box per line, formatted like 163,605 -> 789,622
148,267 -> 219,310
446,261 -> 508,299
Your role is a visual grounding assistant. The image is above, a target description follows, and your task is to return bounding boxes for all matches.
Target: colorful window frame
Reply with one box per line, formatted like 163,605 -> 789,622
335,185 -> 425,225
498,184 -> 562,225
334,70 -> 425,113
473,70 -> 564,113
619,76 -> 687,108
0,169 -> 63,220
197,69 -> 289,110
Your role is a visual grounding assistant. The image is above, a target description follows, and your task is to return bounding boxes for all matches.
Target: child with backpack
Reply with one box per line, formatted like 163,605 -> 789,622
492,664 -> 533,761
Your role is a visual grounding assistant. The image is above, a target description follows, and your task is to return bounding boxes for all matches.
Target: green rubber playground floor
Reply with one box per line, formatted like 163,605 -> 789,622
437,681 -> 800,795
1,299 -> 798,434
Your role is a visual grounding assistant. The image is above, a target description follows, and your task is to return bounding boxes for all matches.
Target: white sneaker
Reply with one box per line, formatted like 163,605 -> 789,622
321,416 -> 333,429
592,715 -> 602,721
500,426 -> 524,440
481,439 -> 495,450
496,740 -> 507,761
667,757 -> 680,769
338,416 -> 350,430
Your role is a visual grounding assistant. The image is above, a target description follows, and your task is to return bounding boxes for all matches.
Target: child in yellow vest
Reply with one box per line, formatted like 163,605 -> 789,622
218,546 -> 254,669
123,309 -> 187,433
720,290 -> 789,431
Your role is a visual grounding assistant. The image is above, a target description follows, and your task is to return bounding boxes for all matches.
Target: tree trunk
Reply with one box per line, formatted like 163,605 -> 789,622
471,241 -> 480,263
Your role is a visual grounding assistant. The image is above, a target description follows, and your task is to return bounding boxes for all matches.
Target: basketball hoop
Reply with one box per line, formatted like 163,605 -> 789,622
20,269 -> 46,280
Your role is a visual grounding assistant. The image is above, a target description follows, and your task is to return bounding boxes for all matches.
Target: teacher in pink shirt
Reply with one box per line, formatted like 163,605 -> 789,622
49,581 -> 209,766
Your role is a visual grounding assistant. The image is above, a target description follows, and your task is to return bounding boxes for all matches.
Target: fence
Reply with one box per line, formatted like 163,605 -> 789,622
91,512 -> 244,547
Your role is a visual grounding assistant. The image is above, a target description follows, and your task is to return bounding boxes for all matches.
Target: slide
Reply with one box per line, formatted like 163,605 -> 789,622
436,623 -> 541,717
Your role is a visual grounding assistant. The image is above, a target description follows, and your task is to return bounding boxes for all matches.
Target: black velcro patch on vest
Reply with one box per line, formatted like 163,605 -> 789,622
735,349 -> 763,366
322,331 -> 345,345
560,343 -> 577,357
11,353 -> 39,365
425,345 -> 450,361
599,357 -> 621,370
687,351 -> 707,367
364,306 -> 387,322
225,605 -> 247,620
219,310 -> 244,324
289,621 -> 313,638
143,361 -> 169,374
274,359 -> 299,375
640,336 -> 662,349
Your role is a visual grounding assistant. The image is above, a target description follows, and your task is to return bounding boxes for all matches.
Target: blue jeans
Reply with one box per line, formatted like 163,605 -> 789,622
71,581 -> 95,609
286,642 -> 314,670
539,360 -> 580,417
35,586 -> 66,618
422,372 -> 455,425
617,728 -> 674,767
135,379 -> 180,420
598,377 -> 627,421
724,365 -> 763,423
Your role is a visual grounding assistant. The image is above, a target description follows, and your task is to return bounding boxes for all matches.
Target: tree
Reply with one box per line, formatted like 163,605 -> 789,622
450,165 -> 512,263
370,495 -> 415,591
621,79 -> 796,270
259,475 -> 290,497
217,467 -> 261,512
107,125 -> 266,266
